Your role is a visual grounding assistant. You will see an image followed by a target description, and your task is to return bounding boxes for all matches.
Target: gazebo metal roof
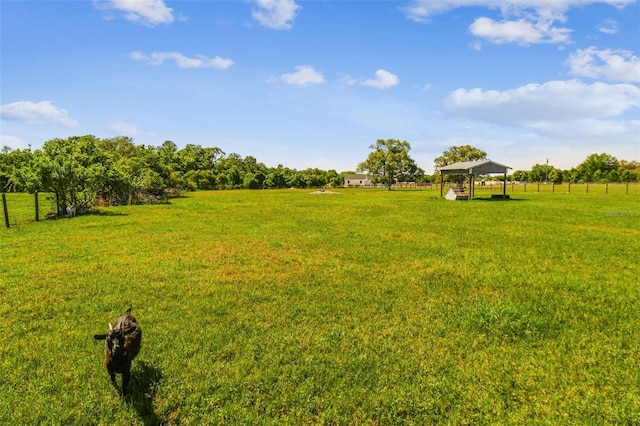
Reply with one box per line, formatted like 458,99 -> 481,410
438,160 -> 511,175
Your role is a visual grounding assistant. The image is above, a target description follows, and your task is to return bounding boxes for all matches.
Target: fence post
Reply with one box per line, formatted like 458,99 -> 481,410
552,183 -> 555,193
568,182 -> 571,193
627,182 -> 629,195
586,183 -> 589,194
2,194 -> 9,228
35,192 -> 39,222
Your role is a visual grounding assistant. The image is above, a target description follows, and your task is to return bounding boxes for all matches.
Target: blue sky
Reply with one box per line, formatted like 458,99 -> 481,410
1,0 -> 639,173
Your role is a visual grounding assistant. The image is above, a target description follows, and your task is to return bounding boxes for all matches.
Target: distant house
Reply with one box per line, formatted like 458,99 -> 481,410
344,174 -> 372,187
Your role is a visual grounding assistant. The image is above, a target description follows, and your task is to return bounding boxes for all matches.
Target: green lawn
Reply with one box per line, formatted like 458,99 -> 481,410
1,189 -> 639,424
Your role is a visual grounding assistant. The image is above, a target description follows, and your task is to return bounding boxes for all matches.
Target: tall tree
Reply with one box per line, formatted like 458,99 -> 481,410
529,163 -> 555,182
1,147 -> 33,191
577,153 -> 619,182
357,139 -> 423,190
434,145 -> 487,168
16,135 -> 107,214
512,170 -> 529,182
616,160 -> 639,182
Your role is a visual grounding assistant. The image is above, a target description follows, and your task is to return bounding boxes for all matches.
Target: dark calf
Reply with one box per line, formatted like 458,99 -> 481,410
93,306 -> 142,395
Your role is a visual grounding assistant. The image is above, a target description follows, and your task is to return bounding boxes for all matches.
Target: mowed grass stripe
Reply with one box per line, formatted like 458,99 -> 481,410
1,189 -> 639,424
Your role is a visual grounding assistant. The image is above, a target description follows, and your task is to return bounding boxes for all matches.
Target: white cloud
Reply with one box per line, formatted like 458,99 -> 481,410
94,0 -> 174,26
0,101 -> 79,127
566,47 -> 640,82
0,135 -> 27,149
530,118 -> 640,140
275,65 -> 325,86
403,0 -> 636,45
404,0 -> 636,21
444,80 -> 640,139
107,121 -> 143,136
403,0 -> 481,22
130,51 -> 233,69
361,70 -> 399,90
597,18 -> 619,34
339,74 -> 359,87
252,0 -> 300,30
469,16 -> 571,45
470,40 -> 484,50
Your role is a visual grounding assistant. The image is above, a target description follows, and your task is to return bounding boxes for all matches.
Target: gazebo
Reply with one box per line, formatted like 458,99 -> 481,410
438,160 -> 511,199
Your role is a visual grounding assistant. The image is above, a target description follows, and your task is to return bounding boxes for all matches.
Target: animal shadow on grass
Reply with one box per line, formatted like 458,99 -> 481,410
473,197 -> 527,202
124,361 -> 164,426
85,209 -> 128,217
49,209 -> 128,220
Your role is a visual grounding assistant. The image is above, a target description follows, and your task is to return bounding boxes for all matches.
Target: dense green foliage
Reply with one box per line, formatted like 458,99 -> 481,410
434,145 -> 488,169
2,189 -> 638,424
513,153 -> 640,184
0,137 -> 345,212
357,139 -> 424,189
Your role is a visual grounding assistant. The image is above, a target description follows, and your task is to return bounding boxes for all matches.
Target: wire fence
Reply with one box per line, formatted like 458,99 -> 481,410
1,193 -> 57,228
476,181 -> 639,195
396,182 -> 640,195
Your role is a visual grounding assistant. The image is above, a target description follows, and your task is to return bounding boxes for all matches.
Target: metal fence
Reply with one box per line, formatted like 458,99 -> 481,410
392,182 -> 640,195
477,182 -> 639,195
1,193 -> 57,228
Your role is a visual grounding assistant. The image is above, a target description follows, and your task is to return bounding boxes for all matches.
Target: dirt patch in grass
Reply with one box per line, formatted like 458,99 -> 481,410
309,190 -> 341,195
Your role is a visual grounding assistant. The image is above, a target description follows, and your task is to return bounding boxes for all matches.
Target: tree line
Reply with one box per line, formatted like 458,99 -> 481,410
1,136 -> 638,215
511,153 -> 640,184
0,136 -> 345,215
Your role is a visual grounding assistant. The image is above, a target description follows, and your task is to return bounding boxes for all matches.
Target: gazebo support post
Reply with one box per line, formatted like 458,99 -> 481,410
440,173 -> 444,197
503,172 -> 507,197
470,174 -> 475,199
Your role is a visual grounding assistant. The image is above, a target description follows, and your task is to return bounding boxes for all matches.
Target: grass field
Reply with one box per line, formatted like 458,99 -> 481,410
1,189 -> 639,424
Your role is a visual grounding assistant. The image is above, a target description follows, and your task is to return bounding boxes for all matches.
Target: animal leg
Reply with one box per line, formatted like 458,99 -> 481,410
122,370 -> 130,395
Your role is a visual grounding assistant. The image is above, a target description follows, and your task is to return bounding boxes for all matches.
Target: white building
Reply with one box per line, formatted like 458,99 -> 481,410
344,174 -> 372,187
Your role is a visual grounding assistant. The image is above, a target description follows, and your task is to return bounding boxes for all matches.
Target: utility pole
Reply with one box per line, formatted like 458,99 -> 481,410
545,158 -> 549,183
